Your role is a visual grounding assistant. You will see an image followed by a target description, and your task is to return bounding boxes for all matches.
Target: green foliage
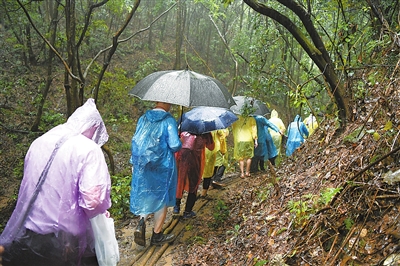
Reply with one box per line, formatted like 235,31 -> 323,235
209,199 -> 229,229
189,235 -> 206,245
344,217 -> 354,230
287,194 -> 317,228
253,258 -> 268,266
256,184 -> 272,203
319,187 -> 342,206
109,174 -> 131,220
226,224 -> 240,238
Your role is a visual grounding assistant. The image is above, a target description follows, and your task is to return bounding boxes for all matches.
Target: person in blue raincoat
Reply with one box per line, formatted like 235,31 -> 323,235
250,115 -> 282,173
285,115 -> 309,156
130,102 -> 182,247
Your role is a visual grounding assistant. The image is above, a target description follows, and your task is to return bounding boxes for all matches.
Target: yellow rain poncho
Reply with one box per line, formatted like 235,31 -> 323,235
203,129 -> 229,178
232,115 -> 257,160
304,114 -> 318,135
269,110 -> 286,155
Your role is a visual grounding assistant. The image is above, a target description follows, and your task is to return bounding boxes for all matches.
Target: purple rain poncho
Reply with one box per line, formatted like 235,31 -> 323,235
129,109 -> 182,215
286,115 -> 309,156
0,98 -> 111,265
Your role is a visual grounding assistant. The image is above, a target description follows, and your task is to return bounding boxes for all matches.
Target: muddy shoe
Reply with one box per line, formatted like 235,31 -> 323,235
150,231 -> 175,246
183,211 -> 196,219
134,217 -> 146,246
211,181 -> 225,189
173,205 -> 180,214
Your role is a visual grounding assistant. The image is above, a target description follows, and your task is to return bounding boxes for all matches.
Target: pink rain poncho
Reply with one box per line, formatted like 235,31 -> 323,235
175,131 -> 214,196
0,98 -> 111,266
129,109 -> 182,215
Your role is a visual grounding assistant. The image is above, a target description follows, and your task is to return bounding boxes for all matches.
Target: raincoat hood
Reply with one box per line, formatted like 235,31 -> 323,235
66,98 -> 108,146
294,115 -> 302,122
271,109 -> 279,118
145,108 -> 171,122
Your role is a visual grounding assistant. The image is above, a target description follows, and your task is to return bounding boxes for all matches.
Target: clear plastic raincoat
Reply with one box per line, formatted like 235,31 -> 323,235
269,110 -> 286,155
130,109 -> 182,215
286,115 -> 309,156
0,98 -> 111,265
232,115 -> 257,160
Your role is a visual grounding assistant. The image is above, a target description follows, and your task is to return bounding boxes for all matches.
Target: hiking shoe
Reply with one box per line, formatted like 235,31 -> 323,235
211,181 -> 225,189
173,205 -> 180,214
134,217 -> 146,246
150,231 -> 175,246
183,211 -> 196,219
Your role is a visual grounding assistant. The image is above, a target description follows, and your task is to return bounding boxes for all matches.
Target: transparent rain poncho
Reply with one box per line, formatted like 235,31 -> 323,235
286,115 -> 309,156
0,98 -> 111,265
129,109 -> 182,215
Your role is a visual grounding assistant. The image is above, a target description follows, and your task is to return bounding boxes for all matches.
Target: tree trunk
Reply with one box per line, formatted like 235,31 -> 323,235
243,0 -> 351,127
31,1 -> 60,132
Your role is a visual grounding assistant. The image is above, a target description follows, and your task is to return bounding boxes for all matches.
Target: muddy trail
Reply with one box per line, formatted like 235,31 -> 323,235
114,89 -> 400,265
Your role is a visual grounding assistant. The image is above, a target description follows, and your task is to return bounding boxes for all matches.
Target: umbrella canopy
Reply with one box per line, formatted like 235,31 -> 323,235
230,96 -> 270,116
129,69 -> 236,108
180,106 -> 238,134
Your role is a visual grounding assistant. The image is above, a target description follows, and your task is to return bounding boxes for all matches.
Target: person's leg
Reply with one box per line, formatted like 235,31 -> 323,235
239,159 -> 245,178
174,198 -> 181,214
153,207 -> 167,233
259,158 -> 265,171
134,214 -> 149,246
183,192 -> 197,219
202,178 -> 212,197
269,156 -> 277,166
213,165 -> 225,182
250,156 -> 259,173
151,206 -> 175,245
245,158 -> 252,176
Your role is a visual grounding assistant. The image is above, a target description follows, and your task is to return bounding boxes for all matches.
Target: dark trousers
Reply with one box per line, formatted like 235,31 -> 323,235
212,165 -> 225,182
2,229 -> 98,266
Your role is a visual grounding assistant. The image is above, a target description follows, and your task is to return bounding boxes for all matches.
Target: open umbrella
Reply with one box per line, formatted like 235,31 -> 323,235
129,69 -> 236,108
180,106 -> 238,134
230,96 -> 270,116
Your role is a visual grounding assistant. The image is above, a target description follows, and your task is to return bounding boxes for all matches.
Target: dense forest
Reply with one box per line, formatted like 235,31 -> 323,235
1,0 -> 400,265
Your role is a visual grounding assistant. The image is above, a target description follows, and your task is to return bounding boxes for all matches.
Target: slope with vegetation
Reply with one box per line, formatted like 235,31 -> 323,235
1,1 -> 400,265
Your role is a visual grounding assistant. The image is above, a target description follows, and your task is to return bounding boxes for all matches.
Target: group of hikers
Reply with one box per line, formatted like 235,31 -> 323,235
0,98 -> 319,266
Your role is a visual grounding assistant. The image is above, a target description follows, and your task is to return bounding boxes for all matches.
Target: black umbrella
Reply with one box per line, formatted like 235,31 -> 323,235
230,96 -> 270,116
129,69 -> 236,108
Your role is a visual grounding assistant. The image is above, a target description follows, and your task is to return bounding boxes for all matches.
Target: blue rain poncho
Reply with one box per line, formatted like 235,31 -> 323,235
252,115 -> 280,158
286,115 -> 309,156
130,109 -> 182,215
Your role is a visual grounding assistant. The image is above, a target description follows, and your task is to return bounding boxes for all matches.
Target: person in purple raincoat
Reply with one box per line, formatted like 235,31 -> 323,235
0,98 -> 112,266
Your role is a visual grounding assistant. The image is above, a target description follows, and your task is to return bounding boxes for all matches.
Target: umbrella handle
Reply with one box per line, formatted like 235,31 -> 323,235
178,106 -> 183,135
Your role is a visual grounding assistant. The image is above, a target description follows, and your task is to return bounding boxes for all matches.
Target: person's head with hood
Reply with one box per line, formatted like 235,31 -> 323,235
293,115 -> 302,123
66,98 -> 108,146
271,109 -> 279,119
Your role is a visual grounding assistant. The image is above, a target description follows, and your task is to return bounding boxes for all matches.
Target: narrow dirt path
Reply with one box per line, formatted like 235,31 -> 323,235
115,174 -> 243,266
